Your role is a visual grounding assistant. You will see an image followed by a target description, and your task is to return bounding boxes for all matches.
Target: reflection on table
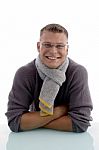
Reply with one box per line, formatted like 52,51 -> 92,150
6,128 -> 94,150
0,122 -> 99,150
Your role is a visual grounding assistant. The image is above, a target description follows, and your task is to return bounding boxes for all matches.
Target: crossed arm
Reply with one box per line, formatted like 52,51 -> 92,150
20,105 -> 72,132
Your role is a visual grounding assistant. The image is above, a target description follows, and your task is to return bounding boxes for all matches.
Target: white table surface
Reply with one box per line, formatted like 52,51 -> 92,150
0,122 -> 99,150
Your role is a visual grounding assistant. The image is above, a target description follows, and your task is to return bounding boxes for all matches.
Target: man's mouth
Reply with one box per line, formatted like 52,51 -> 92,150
45,56 -> 60,60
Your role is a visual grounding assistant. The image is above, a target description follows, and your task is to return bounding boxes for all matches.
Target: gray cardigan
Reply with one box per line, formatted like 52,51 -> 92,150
5,58 -> 93,132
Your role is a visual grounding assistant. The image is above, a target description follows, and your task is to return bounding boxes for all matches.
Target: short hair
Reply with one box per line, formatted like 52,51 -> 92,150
40,23 -> 68,38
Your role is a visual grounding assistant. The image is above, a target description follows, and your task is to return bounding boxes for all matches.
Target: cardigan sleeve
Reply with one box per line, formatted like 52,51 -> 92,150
5,66 -> 34,132
68,65 -> 93,132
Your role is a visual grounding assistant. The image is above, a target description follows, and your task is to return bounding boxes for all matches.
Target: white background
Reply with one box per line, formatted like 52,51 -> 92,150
0,0 -> 99,124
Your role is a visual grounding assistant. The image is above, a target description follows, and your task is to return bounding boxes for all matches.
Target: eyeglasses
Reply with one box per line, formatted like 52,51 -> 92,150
41,42 -> 68,50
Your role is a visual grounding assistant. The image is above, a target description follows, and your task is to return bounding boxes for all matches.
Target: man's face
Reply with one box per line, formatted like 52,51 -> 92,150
37,31 -> 68,68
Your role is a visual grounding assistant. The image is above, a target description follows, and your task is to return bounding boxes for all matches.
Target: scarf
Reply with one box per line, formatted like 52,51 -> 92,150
35,55 -> 69,116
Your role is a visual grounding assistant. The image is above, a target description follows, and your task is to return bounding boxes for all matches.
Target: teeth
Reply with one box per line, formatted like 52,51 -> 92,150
47,56 -> 57,60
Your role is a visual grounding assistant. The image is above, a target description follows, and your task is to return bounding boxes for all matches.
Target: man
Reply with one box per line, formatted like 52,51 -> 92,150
5,23 -> 93,133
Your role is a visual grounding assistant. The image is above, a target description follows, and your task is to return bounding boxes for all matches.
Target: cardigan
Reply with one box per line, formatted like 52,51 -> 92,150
5,58 -> 93,132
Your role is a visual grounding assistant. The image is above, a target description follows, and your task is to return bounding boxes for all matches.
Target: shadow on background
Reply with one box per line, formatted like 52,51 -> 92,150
6,128 -> 94,150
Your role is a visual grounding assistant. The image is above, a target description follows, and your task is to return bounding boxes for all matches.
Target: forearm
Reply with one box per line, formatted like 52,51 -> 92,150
44,115 -> 73,132
20,111 -> 56,131
20,105 -> 68,131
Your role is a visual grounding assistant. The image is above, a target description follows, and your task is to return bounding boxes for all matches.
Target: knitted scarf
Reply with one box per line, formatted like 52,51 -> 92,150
35,55 -> 69,116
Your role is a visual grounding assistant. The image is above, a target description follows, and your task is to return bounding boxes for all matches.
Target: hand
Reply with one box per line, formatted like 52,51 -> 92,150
53,105 -> 68,119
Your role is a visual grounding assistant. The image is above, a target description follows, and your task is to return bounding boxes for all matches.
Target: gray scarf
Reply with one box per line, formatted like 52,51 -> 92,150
35,55 -> 69,116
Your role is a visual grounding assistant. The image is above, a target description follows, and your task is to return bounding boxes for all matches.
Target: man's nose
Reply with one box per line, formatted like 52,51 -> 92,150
50,45 -> 57,53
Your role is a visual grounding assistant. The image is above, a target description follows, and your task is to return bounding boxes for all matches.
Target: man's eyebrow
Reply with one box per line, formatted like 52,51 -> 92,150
55,43 -> 66,44
43,42 -> 51,43
42,42 -> 67,44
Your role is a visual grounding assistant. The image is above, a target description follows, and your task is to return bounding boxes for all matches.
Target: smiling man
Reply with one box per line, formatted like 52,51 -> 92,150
5,23 -> 93,132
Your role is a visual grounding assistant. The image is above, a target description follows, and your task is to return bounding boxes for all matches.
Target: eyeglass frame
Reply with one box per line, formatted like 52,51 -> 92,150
40,42 -> 69,50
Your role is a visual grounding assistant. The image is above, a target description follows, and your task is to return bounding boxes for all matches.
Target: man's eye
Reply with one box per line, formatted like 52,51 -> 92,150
44,44 -> 52,48
56,45 -> 64,49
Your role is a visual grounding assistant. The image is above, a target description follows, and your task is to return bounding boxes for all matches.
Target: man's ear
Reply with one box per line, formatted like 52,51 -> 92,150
37,42 -> 40,52
67,44 -> 69,54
